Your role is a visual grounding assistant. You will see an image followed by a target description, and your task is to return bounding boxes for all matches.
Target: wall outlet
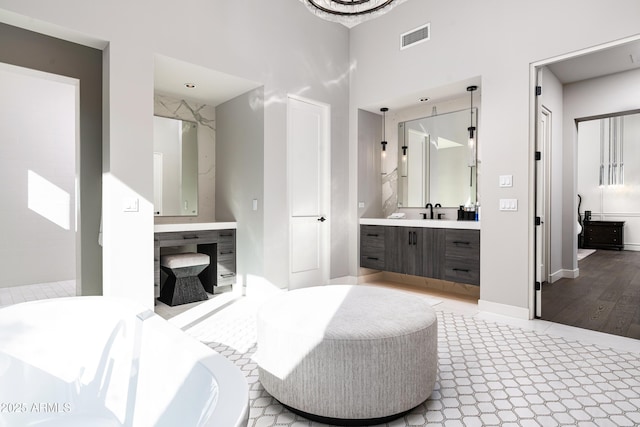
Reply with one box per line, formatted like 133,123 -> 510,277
499,199 -> 518,211
358,201 -> 365,208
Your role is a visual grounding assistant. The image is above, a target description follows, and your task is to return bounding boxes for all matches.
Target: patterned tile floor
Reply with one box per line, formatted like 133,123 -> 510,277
0,280 -> 75,308
174,285 -> 640,427
4,281 -> 640,426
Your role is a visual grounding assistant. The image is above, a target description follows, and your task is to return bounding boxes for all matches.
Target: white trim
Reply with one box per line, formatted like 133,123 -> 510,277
549,268 -> 579,283
328,275 -> 359,285
478,299 -> 531,320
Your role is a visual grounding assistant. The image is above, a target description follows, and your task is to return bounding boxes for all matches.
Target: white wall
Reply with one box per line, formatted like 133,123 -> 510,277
564,68 -> 640,267
0,64 -> 76,287
577,113 -> 640,251
0,0 -> 350,305
350,0 -> 640,315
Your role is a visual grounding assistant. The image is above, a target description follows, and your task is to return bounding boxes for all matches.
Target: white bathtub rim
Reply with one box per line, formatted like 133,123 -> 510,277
0,296 -> 249,427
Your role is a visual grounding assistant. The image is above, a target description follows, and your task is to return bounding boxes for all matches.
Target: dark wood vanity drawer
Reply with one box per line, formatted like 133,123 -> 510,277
445,229 -> 480,260
444,259 -> 480,285
360,225 -> 385,269
155,230 -> 218,246
444,229 -> 480,285
217,258 -> 236,285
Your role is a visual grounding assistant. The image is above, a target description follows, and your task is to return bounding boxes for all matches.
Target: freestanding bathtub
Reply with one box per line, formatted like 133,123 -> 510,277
0,297 -> 248,427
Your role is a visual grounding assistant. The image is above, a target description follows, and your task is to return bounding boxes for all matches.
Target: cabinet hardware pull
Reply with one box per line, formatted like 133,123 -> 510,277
366,233 -> 379,237
452,268 -> 470,272
453,241 -> 470,245
367,257 -> 379,260
220,233 -> 233,237
413,231 -> 417,245
220,251 -> 234,255
221,273 -> 235,278
408,231 -> 412,245
183,234 -> 198,239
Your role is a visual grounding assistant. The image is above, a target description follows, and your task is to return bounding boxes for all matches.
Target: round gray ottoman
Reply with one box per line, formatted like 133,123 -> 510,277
256,285 -> 438,425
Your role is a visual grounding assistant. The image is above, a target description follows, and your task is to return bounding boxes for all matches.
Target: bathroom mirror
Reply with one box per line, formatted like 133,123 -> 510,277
153,116 -> 198,216
397,108 -> 477,208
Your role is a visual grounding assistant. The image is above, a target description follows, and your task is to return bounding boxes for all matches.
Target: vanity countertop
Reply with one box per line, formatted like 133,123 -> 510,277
360,218 -> 480,230
154,222 -> 237,233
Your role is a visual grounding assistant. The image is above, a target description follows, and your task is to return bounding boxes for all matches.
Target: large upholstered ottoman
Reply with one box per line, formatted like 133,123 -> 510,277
256,285 -> 438,425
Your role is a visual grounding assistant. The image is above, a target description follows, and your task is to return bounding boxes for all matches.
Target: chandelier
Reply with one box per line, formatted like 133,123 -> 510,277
300,0 -> 408,28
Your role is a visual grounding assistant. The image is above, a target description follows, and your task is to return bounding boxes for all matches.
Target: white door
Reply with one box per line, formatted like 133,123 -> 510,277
287,96 -> 330,289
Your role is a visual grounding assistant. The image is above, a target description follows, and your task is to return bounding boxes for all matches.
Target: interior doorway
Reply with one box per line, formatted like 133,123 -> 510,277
0,22 -> 103,300
532,35 -> 640,339
287,95 -> 331,290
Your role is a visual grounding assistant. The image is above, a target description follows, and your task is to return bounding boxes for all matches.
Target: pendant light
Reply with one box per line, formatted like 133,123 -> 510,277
380,107 -> 388,159
467,85 -> 477,167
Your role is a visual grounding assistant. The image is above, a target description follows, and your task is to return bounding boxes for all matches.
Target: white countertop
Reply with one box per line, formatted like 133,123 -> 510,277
154,222 -> 237,233
360,218 -> 480,230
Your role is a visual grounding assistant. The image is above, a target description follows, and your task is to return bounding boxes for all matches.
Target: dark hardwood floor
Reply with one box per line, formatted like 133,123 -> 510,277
541,249 -> 640,340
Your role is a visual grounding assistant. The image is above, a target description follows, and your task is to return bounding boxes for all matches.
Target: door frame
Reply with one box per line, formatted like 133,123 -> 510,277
529,34 -> 640,319
286,94 -> 331,288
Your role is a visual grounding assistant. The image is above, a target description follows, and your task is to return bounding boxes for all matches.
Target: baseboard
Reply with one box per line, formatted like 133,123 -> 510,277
549,268 -> 579,283
478,299 -> 530,320
328,275 -> 359,285
355,272 -> 385,284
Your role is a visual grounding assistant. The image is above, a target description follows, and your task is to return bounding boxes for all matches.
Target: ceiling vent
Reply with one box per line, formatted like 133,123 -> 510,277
400,23 -> 430,50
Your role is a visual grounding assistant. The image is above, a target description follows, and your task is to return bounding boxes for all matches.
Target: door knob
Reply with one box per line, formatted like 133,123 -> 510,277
318,217 -> 327,222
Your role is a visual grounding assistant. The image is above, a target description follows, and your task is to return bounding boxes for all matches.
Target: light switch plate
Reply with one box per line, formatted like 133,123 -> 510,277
499,199 -> 518,211
358,201 -> 365,208
499,175 -> 513,188
252,199 -> 258,211
123,197 -> 139,212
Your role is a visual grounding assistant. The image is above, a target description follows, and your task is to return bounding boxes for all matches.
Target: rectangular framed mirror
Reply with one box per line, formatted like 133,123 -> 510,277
153,115 -> 198,216
397,108 -> 477,208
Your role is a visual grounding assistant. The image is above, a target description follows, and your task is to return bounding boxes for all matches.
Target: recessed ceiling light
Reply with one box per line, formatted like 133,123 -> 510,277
420,97 -> 429,102
185,83 -> 196,89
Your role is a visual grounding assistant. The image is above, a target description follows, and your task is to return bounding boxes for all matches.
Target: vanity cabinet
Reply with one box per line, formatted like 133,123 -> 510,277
385,227 -> 424,276
583,220 -> 624,250
360,225 -> 385,270
154,228 -> 237,297
359,225 -> 479,286
443,229 -> 480,285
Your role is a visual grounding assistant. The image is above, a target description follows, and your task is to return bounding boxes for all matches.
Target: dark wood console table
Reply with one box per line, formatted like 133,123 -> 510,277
154,226 -> 237,298
583,220 -> 624,250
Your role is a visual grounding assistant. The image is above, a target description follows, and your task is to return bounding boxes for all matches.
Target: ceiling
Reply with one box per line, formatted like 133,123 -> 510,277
154,55 -> 261,107
546,39 -> 640,84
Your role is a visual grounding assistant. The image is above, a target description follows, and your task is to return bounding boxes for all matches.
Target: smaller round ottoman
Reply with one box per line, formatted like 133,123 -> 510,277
256,285 -> 438,425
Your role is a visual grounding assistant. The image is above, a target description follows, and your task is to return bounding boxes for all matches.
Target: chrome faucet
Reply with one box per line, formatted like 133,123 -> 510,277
425,203 -> 433,219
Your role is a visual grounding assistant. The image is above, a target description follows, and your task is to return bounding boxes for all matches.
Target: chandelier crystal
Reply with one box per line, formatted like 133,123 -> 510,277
300,0 -> 408,28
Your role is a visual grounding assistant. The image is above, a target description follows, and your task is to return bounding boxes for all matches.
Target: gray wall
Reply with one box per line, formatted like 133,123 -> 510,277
216,88 -> 265,289
349,0 -> 640,314
0,22 -> 102,295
